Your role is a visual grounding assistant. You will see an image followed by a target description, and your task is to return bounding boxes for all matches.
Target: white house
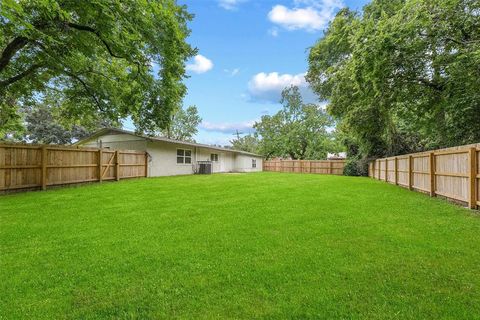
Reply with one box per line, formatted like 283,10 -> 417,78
76,128 -> 263,176
327,152 -> 347,160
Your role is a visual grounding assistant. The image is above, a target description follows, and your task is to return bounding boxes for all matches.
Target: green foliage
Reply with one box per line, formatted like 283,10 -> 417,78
0,93 -> 24,140
23,99 -> 115,144
254,86 -> 336,159
343,157 -> 371,176
230,134 -> 260,154
2,173 -> 480,318
0,0 -> 194,135
307,0 -> 480,158
161,105 -> 202,142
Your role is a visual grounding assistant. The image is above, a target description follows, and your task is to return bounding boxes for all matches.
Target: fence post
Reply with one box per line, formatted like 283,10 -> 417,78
408,155 -> 413,190
41,146 -> 47,190
385,159 -> 388,182
378,160 -> 382,180
115,150 -> 120,181
469,148 -> 477,209
144,152 -> 148,177
329,161 -> 333,174
394,157 -> 398,185
429,152 -> 435,197
98,149 -> 103,183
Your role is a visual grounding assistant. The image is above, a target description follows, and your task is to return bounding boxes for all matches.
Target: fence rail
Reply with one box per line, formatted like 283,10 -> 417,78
369,143 -> 479,209
0,143 -> 148,192
263,159 -> 345,175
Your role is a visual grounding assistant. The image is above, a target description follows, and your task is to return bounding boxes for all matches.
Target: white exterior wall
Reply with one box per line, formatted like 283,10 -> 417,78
79,132 -> 262,176
146,140 -> 194,176
147,144 -> 237,176
234,154 -> 263,172
80,133 -> 147,151
196,148 -> 235,173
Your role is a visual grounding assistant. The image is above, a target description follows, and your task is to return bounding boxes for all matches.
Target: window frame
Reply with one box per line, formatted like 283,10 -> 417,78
210,153 -> 219,162
252,159 -> 257,168
176,148 -> 193,165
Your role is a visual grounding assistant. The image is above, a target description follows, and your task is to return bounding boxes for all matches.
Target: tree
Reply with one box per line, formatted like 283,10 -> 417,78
23,96 -> 115,144
0,0 -> 194,138
230,134 -> 260,154
254,86 -> 335,160
162,105 -> 201,142
307,0 -> 480,158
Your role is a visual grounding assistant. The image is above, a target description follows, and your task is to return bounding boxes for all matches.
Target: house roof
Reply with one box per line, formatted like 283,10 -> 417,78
75,128 -> 262,157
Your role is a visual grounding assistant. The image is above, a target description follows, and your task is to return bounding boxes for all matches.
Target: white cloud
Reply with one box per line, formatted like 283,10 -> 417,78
268,0 -> 343,32
248,72 -> 316,103
186,55 -> 213,74
218,0 -> 247,10
224,68 -> 240,77
200,120 -> 256,134
268,27 -> 279,37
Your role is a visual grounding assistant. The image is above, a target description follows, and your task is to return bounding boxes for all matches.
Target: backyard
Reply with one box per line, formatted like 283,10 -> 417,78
1,172 -> 480,319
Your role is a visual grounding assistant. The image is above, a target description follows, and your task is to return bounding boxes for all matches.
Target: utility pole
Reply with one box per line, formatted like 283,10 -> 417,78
232,129 -> 244,140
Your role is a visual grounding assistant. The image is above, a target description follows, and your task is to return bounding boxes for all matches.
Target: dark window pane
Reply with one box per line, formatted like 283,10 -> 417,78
185,150 -> 192,157
177,157 -> 184,164
177,149 -> 184,156
185,157 -> 192,164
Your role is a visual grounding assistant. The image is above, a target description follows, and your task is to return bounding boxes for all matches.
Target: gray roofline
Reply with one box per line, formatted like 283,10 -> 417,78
75,127 -> 263,157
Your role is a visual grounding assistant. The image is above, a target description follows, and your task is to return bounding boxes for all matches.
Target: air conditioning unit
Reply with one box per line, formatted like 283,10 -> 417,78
197,161 -> 212,174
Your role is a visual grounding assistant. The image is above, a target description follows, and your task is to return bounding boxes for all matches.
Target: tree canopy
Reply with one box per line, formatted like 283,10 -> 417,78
0,0 -> 194,139
161,105 -> 201,142
230,134 -> 260,154
254,86 -> 337,160
307,0 -> 480,158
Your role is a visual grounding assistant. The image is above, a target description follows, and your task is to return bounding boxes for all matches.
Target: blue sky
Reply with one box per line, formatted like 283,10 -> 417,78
150,0 -> 369,145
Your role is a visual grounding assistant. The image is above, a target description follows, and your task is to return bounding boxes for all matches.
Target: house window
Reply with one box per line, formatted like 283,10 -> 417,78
177,149 -> 192,164
252,159 -> 257,168
210,153 -> 219,162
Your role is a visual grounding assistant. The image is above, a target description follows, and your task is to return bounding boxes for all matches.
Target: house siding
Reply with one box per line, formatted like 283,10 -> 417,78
234,154 -> 263,172
78,132 -> 263,177
146,140 -> 194,176
80,133 -> 147,151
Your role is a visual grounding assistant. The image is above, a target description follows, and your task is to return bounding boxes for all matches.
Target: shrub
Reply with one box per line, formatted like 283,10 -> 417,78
343,157 -> 370,176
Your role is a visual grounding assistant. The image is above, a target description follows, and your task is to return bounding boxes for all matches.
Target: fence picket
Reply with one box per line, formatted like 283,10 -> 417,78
0,143 -> 147,193
369,143 -> 479,209
263,159 -> 345,175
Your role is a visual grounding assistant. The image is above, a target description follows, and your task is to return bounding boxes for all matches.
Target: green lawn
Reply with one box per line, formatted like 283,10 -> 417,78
1,172 -> 480,319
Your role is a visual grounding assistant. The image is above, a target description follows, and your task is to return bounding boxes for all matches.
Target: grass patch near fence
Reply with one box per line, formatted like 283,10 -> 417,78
1,172 -> 480,319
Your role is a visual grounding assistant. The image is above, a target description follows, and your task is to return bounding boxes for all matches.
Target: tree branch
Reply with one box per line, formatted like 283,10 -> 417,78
0,37 -> 29,73
0,64 -> 43,88
63,69 -> 104,111
67,23 -> 124,59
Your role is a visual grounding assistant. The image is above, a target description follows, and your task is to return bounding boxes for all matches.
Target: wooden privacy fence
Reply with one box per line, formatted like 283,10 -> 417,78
369,143 -> 480,209
263,159 -> 345,175
0,144 -> 148,192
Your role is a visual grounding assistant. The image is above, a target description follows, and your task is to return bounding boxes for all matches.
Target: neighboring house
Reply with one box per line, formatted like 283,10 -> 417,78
327,152 -> 347,160
76,128 -> 263,176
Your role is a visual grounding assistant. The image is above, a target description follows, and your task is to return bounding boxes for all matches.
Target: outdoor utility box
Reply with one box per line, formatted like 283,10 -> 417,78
197,161 -> 212,174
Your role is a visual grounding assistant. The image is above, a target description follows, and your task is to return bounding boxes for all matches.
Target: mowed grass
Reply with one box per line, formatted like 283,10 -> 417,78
1,173 -> 480,319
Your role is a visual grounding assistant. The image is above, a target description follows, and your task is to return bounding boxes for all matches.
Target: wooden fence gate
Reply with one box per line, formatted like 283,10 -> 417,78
0,144 -> 148,192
